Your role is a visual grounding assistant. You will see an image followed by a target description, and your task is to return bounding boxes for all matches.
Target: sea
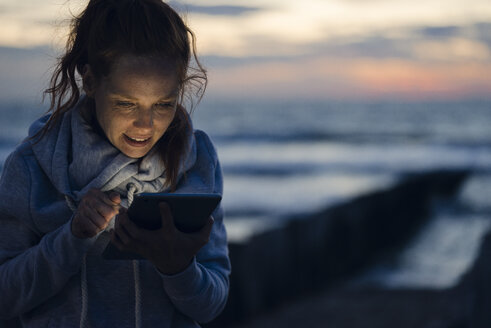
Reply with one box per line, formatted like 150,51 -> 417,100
1,98 -> 491,289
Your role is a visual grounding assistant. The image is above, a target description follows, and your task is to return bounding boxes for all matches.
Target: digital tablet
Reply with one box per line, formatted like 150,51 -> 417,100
102,193 -> 222,260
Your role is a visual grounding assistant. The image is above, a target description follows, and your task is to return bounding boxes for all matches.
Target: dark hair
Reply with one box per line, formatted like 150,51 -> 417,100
39,0 -> 207,190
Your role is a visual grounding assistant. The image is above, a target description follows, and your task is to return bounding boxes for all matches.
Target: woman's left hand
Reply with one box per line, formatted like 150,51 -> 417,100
111,203 -> 214,275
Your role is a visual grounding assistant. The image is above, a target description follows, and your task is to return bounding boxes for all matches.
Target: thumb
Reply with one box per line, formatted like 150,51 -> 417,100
191,216 -> 214,248
109,192 -> 121,204
200,216 -> 215,237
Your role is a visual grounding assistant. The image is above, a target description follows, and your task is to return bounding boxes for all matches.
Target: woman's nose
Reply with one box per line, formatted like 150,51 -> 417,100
134,109 -> 153,129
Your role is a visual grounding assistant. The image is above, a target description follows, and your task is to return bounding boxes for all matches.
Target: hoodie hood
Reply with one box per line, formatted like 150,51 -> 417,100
28,97 -> 197,205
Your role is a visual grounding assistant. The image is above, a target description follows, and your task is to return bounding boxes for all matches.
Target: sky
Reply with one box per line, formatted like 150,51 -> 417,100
0,0 -> 491,102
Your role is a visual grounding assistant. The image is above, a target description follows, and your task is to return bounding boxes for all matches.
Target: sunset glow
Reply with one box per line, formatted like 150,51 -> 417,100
0,0 -> 490,101
208,57 -> 491,101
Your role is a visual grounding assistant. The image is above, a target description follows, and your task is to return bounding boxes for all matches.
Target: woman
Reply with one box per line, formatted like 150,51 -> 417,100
0,0 -> 230,327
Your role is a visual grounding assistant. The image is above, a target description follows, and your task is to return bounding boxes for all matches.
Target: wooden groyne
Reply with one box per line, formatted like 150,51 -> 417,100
206,169 -> 470,327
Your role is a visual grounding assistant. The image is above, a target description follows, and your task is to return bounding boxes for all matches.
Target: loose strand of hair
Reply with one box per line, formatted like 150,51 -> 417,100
180,27 -> 207,113
33,20 -> 82,142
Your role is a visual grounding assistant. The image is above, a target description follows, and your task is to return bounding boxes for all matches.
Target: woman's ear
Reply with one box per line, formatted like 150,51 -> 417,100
82,64 -> 97,97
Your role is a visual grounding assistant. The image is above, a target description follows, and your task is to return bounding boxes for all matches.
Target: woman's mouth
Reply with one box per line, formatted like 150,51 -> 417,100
123,134 -> 152,147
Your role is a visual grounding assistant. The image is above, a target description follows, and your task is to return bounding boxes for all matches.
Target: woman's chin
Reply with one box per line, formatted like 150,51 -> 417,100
118,144 -> 153,159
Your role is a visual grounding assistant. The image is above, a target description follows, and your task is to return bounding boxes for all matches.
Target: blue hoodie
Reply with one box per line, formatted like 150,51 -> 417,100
0,99 -> 230,327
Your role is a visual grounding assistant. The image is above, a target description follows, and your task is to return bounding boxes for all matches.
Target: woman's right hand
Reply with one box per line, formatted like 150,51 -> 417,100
71,188 -> 121,239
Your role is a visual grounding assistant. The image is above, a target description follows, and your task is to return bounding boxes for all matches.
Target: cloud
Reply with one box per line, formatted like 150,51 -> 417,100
418,26 -> 461,38
410,23 -> 491,61
169,2 -> 262,16
310,36 -> 411,60
198,22 -> 491,101
474,22 -> 491,48
413,23 -> 491,48
202,22 -> 491,75
295,22 -> 491,63
197,20 -> 491,62
412,38 -> 490,62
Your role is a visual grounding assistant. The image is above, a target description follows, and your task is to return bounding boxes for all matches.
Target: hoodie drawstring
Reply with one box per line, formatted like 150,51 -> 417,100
133,260 -> 142,328
80,255 -> 89,328
66,183 -> 141,328
65,195 -> 89,328
126,183 -> 142,328
65,195 -> 77,212
126,183 -> 137,209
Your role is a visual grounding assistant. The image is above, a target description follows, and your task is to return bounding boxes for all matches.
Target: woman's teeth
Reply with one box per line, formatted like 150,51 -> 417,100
129,136 -> 150,142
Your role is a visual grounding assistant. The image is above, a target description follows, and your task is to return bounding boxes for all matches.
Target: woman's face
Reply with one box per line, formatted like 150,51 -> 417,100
84,55 -> 179,158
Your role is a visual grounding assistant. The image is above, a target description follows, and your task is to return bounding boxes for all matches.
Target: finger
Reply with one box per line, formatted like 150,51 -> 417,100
75,215 -> 101,238
108,192 -> 121,205
93,200 -> 119,222
84,205 -> 108,230
194,216 -> 214,245
82,191 -> 115,218
77,204 -> 106,229
159,202 -> 176,233
87,188 -> 117,206
202,215 -> 215,236
100,191 -> 121,210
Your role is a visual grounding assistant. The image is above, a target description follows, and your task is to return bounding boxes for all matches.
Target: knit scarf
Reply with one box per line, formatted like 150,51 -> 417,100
30,97 -> 174,210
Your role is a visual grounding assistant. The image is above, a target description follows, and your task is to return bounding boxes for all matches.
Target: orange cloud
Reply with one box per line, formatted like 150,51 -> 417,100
207,56 -> 491,101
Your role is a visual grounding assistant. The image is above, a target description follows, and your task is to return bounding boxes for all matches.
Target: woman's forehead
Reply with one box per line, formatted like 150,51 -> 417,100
101,55 -> 179,96
109,54 -> 177,77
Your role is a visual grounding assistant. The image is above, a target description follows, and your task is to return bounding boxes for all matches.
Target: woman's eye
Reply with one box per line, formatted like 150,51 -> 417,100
116,101 -> 135,108
156,102 -> 174,109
